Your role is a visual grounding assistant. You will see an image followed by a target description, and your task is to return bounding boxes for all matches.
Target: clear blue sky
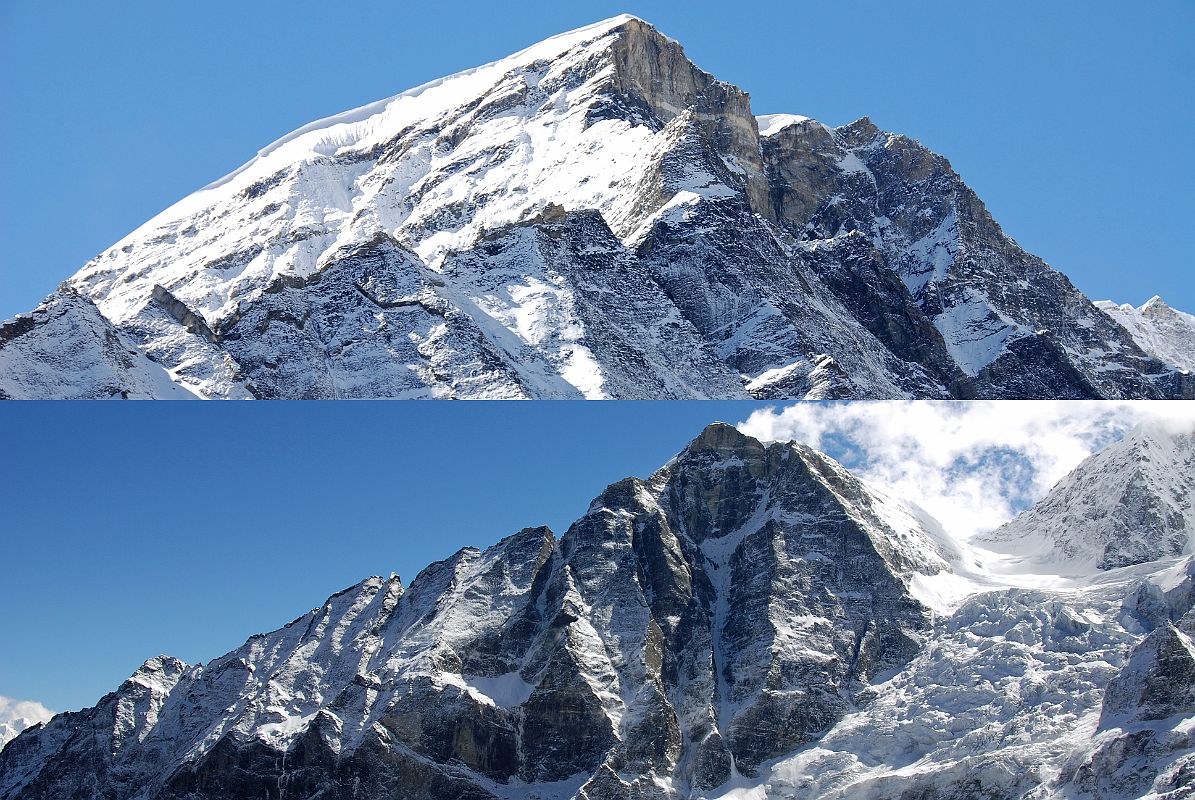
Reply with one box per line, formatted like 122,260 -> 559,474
0,401 -> 771,713
1,0 -> 1192,320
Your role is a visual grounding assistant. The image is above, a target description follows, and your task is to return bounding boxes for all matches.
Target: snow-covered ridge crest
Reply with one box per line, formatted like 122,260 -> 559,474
1095,295 -> 1195,373
68,13 -> 705,328
754,113 -> 815,137
131,15 -> 644,234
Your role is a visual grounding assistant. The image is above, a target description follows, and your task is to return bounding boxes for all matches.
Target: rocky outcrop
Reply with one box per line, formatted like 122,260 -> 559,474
0,288 -> 194,399
1100,623 -> 1195,727
603,18 -> 772,221
212,233 -> 533,399
151,284 -> 218,344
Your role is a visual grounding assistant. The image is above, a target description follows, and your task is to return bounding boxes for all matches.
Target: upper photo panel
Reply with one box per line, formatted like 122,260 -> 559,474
2,7 -> 1191,399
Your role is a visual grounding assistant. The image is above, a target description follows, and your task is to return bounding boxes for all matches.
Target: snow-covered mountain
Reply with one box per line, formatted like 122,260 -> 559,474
0,289 -> 195,400
982,426 -> 1194,574
5,423 -> 1194,799
1,16 -> 1189,399
1096,296 -> 1195,375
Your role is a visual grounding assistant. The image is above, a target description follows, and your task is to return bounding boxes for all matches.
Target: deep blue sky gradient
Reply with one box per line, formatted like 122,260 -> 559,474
1,401 -> 769,712
1,0 -> 1192,320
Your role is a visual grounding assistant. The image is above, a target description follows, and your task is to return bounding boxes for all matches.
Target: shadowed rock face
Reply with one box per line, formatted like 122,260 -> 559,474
760,115 -> 1172,399
1,16 -> 1184,399
1101,623 -> 1195,728
1055,623 -> 1195,799
0,425 -> 944,799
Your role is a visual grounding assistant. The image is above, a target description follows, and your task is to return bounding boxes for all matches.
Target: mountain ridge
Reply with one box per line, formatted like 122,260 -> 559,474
1,16 -> 1189,399
5,423 -> 1195,799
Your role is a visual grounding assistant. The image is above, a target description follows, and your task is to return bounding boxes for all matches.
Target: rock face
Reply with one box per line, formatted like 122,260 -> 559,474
8,424 -> 1195,799
1058,623 -> 1195,800
0,15 -> 1186,399
0,424 -> 957,799
1100,623 -> 1195,727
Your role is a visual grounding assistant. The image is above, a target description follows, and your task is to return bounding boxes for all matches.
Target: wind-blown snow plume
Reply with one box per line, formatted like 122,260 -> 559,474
737,401 -> 1195,540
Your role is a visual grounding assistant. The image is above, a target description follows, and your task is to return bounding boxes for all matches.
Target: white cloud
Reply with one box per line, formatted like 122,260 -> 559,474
0,695 -> 55,748
737,401 -> 1195,541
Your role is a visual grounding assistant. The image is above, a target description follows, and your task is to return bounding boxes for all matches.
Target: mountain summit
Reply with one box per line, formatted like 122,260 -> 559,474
1,16 -> 1190,399
4,424 -> 1195,798
983,426 -> 1195,573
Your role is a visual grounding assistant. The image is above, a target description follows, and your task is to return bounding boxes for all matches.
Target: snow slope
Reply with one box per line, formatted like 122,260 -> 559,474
982,427 -> 1195,574
1096,296 -> 1195,374
0,289 -> 195,399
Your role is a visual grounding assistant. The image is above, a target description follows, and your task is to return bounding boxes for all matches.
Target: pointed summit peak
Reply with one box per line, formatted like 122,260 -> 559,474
687,421 -> 761,453
837,115 -> 882,146
984,427 -> 1195,572
577,12 -> 647,31
491,525 -> 557,562
1142,294 -> 1168,311
125,655 -> 189,694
